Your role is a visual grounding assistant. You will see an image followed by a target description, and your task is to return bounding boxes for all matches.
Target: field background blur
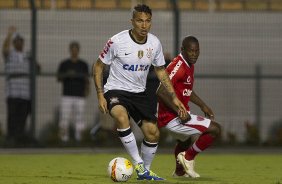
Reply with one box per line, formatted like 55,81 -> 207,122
0,0 -> 282,147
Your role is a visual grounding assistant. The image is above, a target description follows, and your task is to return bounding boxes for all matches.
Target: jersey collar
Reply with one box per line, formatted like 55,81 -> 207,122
179,53 -> 191,68
129,29 -> 147,45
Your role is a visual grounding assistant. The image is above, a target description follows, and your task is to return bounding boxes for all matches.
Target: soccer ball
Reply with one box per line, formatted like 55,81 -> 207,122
107,157 -> 133,182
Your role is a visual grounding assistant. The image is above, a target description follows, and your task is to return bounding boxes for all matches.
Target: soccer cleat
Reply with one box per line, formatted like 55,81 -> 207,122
177,152 -> 200,178
148,170 -> 165,180
135,163 -> 165,180
172,161 -> 189,177
172,170 -> 190,178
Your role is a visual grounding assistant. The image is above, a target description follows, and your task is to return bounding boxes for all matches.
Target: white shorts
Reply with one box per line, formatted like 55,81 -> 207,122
165,114 -> 211,142
60,96 -> 86,125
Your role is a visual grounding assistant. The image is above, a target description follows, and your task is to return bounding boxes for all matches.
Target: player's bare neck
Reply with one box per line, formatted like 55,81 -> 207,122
71,57 -> 78,62
130,30 -> 147,44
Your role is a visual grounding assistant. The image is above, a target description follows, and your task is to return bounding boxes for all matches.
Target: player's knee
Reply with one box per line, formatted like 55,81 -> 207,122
113,115 -> 130,128
209,121 -> 221,137
212,121 -> 221,137
145,125 -> 160,142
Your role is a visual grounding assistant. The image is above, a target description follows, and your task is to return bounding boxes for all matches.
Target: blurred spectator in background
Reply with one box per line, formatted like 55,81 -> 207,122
57,41 -> 89,143
2,26 -> 32,147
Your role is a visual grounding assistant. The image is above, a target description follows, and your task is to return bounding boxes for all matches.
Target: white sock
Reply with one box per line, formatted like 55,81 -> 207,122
141,139 -> 158,170
118,127 -> 143,165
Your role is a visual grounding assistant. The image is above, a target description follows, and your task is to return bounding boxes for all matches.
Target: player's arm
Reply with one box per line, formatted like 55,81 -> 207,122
156,78 -> 191,122
56,62 -> 65,82
190,90 -> 214,119
93,58 -> 108,114
2,26 -> 16,58
156,83 -> 179,112
154,66 -> 188,120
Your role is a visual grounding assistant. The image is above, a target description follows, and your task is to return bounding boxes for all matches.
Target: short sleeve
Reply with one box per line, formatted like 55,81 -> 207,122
152,40 -> 166,67
98,36 -> 118,65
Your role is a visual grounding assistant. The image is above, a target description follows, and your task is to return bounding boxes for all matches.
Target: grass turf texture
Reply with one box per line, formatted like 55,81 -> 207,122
0,153 -> 281,184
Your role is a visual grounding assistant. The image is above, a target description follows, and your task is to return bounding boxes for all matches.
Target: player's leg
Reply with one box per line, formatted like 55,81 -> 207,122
58,96 -> 72,142
6,98 -> 18,145
124,91 -> 164,180
73,97 -> 86,142
16,99 -> 31,145
173,138 -> 192,177
140,120 -> 159,170
138,120 -> 164,180
165,121 -> 199,177
104,90 -> 144,168
129,91 -> 160,171
176,115 -> 221,178
184,120 -> 221,161
110,105 -> 143,165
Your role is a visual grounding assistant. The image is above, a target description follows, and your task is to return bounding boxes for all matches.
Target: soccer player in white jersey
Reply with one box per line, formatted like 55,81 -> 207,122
93,4 -> 187,181
157,36 -> 221,178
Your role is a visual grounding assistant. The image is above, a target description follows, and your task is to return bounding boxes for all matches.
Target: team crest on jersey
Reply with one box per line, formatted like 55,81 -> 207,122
146,48 -> 153,58
197,116 -> 205,121
110,97 -> 119,105
138,50 -> 144,59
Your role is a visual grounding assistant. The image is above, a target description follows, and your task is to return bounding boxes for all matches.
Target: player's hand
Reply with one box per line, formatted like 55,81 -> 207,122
97,94 -> 108,114
173,97 -> 189,121
201,105 -> 214,120
179,112 -> 191,124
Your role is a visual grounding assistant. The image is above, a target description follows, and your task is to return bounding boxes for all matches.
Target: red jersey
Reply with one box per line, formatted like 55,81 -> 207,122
157,54 -> 194,128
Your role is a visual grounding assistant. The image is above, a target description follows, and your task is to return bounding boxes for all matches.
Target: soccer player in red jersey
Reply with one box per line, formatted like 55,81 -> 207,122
157,36 -> 221,178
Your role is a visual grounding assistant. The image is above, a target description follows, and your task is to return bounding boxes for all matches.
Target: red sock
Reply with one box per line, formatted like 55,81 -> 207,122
185,134 -> 214,161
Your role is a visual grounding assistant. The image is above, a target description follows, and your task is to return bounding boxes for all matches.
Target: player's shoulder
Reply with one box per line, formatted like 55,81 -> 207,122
111,30 -> 130,43
58,59 -> 70,69
60,58 -> 71,65
147,33 -> 161,44
79,59 -> 88,65
167,55 -> 185,70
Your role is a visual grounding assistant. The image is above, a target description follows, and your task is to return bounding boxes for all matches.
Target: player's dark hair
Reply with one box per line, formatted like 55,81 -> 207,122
132,4 -> 152,18
182,36 -> 198,48
69,41 -> 80,50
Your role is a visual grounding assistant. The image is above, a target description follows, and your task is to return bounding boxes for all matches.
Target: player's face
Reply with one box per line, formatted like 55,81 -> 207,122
13,39 -> 24,51
182,42 -> 199,65
131,12 -> 152,40
70,46 -> 79,58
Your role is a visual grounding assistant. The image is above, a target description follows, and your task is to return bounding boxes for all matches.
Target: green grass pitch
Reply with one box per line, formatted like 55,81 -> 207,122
0,152 -> 281,184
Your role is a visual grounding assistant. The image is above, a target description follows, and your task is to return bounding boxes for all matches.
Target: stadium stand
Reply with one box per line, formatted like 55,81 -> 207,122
178,0 -> 194,10
0,0 -> 15,8
118,0 -> 132,9
271,0 -> 282,11
94,0 -> 116,9
1,0 -> 282,11
219,1 -> 243,11
69,0 -> 93,9
144,0 -> 169,10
